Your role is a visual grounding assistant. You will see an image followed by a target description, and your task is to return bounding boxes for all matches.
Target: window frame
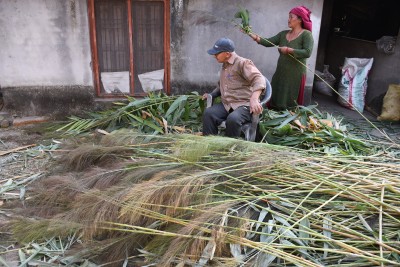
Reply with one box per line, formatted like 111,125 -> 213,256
88,0 -> 171,97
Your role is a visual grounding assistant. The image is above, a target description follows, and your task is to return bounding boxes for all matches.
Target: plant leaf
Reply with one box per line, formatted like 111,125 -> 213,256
357,214 -> 374,233
255,208 -> 269,232
229,243 -> 244,261
323,215 -> 332,258
299,217 -> 310,245
255,252 -> 277,267
195,239 -> 216,267
0,256 -> 10,267
165,95 -> 188,118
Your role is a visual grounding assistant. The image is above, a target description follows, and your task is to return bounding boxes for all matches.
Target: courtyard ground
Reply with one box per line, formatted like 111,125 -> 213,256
0,94 -> 399,266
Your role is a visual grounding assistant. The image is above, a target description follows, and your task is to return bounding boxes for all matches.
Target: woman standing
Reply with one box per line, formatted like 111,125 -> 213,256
249,6 -> 314,110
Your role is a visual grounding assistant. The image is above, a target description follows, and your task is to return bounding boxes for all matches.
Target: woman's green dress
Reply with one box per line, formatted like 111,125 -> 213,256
260,30 -> 314,109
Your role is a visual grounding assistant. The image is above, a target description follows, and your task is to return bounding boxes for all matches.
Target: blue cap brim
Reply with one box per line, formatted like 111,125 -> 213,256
207,48 -> 221,55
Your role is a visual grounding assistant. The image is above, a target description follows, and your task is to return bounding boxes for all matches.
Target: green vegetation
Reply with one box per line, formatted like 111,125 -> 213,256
260,106 -> 371,155
234,7 -> 252,34
57,92 -> 205,136
57,94 -> 372,156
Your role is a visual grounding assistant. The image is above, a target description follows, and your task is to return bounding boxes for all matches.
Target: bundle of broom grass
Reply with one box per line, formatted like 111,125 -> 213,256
7,131 -> 400,266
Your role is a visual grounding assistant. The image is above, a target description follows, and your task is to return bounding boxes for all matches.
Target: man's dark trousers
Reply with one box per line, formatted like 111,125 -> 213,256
202,103 -> 252,137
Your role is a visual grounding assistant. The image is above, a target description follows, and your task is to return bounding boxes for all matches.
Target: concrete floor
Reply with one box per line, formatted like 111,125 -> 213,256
311,92 -> 400,143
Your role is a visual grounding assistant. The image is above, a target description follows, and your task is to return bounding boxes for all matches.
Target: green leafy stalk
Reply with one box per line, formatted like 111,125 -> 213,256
58,92 -> 204,135
234,7 -> 252,34
259,105 -> 371,155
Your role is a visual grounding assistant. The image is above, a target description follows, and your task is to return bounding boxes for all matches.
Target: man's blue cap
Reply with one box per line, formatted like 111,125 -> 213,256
207,38 -> 235,55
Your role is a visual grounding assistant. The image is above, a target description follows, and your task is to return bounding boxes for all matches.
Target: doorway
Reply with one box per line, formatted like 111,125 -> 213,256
316,0 -> 400,114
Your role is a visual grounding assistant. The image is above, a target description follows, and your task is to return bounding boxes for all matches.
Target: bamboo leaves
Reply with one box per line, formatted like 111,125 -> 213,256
58,92 -> 204,135
57,91 -> 372,155
260,220 -> 275,244
0,257 -> 10,267
259,106 -> 371,154
255,252 -> 277,267
234,7 -> 252,34
299,217 -> 310,245
165,94 -> 188,119
196,240 -> 217,267
11,235 -> 94,266
323,215 -> 332,258
0,174 -> 42,202
125,113 -> 164,134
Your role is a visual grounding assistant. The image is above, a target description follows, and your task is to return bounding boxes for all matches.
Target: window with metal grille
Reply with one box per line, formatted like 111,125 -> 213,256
132,1 -> 165,94
88,0 -> 170,96
95,0 -> 129,73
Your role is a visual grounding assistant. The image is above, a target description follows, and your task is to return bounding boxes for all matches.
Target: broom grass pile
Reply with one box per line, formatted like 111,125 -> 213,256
5,131 -> 400,266
57,93 -> 374,155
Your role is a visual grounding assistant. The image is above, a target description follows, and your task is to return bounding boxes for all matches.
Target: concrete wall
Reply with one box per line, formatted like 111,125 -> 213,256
170,0 -> 323,105
0,0 -> 94,118
0,0 -> 92,86
0,0 -> 323,117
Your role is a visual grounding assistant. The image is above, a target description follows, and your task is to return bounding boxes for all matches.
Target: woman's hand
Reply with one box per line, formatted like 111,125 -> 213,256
248,33 -> 260,43
279,46 -> 293,55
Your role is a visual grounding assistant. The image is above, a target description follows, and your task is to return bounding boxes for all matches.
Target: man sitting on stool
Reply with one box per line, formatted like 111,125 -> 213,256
202,37 -> 266,138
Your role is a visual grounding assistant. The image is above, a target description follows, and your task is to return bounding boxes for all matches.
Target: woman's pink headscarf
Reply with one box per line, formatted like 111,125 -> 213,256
290,6 -> 312,32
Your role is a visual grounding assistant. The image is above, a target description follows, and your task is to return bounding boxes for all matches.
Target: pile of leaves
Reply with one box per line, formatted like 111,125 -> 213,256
4,132 -> 399,266
0,143 -> 63,266
58,93 -> 372,155
0,143 -> 59,202
58,92 -> 205,136
259,106 -> 371,155
0,235 -> 94,267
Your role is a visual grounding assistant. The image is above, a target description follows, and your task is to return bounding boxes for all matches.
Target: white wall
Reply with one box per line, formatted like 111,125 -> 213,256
175,0 -> 323,89
0,0 -> 323,96
0,0 -> 92,87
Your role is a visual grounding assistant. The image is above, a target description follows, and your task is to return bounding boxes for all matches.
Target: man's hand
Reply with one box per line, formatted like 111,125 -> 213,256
249,89 -> 263,114
249,98 -> 263,115
202,93 -> 209,100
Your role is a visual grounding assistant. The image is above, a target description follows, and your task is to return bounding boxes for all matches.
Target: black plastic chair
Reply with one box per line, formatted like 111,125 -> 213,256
206,77 -> 272,141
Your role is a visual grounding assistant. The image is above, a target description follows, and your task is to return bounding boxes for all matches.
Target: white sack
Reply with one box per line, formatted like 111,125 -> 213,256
138,69 -> 164,93
101,71 -> 130,94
